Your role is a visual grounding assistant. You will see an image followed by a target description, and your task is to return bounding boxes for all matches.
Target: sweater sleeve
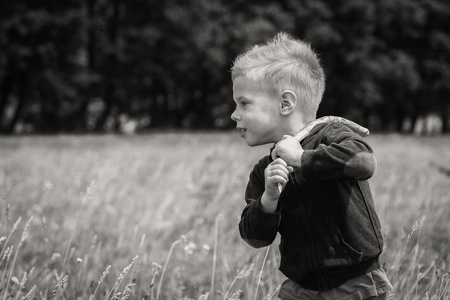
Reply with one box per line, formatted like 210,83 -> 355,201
300,123 -> 377,181
238,158 -> 280,248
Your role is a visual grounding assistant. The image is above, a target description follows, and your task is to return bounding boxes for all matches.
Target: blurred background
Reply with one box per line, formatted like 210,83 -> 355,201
0,0 -> 449,134
1,2 -> 450,298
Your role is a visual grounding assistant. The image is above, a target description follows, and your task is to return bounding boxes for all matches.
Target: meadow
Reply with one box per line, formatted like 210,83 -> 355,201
0,132 -> 449,300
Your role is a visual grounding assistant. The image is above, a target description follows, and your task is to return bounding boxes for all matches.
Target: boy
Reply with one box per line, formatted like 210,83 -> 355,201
230,33 -> 392,299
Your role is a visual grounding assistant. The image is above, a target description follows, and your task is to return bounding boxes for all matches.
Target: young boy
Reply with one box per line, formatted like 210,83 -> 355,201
230,33 -> 393,299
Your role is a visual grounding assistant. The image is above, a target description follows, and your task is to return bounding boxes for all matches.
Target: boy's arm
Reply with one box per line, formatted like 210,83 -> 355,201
300,123 -> 376,181
272,116 -> 369,191
238,159 -> 280,248
273,123 -> 376,181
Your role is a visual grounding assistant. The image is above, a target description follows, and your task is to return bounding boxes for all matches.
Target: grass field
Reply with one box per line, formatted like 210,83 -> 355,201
0,133 -> 449,300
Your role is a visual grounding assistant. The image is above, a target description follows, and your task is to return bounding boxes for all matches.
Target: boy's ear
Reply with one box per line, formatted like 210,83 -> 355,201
280,90 -> 297,115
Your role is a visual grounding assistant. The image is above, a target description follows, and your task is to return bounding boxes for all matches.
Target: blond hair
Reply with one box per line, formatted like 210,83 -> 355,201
231,32 -> 325,119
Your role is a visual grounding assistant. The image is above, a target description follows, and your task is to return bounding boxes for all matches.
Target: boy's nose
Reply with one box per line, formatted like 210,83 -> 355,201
231,109 -> 240,121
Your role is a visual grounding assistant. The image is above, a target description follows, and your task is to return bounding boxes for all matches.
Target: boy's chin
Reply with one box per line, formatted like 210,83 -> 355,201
245,138 -> 269,147
245,141 -> 259,147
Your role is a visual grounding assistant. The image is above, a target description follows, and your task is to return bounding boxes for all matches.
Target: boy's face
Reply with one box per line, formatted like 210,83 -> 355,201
231,76 -> 282,146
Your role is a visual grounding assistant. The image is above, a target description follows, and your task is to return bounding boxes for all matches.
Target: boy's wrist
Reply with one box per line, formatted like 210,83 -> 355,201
261,193 -> 278,214
290,150 -> 304,168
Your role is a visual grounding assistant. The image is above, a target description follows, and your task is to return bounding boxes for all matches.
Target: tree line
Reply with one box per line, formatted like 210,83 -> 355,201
0,0 -> 449,134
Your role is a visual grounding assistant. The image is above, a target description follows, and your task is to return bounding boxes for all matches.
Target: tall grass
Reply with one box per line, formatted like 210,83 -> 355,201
0,133 -> 449,299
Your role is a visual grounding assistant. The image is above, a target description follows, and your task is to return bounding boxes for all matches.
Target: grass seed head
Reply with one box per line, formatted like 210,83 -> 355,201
20,284 -> 36,300
20,216 -> 33,244
11,217 -> 22,233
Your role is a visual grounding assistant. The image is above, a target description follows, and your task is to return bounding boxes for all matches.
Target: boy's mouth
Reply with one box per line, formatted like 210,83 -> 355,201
237,127 -> 247,137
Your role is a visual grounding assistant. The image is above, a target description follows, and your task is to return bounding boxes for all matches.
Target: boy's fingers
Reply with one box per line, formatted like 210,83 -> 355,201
270,175 -> 288,184
271,157 -> 288,167
271,152 -> 295,173
272,159 -> 293,174
271,161 -> 294,173
268,168 -> 289,180
271,137 -> 294,160
266,165 -> 289,179
271,148 -> 279,161
266,158 -> 293,194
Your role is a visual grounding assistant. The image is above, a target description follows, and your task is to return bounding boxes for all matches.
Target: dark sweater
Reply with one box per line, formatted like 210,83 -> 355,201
238,122 -> 384,291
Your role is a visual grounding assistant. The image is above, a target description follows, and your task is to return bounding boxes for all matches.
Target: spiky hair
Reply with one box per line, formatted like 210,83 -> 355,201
231,32 -> 325,119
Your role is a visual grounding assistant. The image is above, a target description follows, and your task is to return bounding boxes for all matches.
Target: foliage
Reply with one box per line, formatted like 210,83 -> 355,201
0,0 -> 449,133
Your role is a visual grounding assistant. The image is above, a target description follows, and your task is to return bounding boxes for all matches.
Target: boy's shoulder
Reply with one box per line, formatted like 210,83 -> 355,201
306,121 -> 366,145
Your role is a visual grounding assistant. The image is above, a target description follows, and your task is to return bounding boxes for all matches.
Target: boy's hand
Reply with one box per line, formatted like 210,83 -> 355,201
271,135 -> 304,168
261,158 -> 294,213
